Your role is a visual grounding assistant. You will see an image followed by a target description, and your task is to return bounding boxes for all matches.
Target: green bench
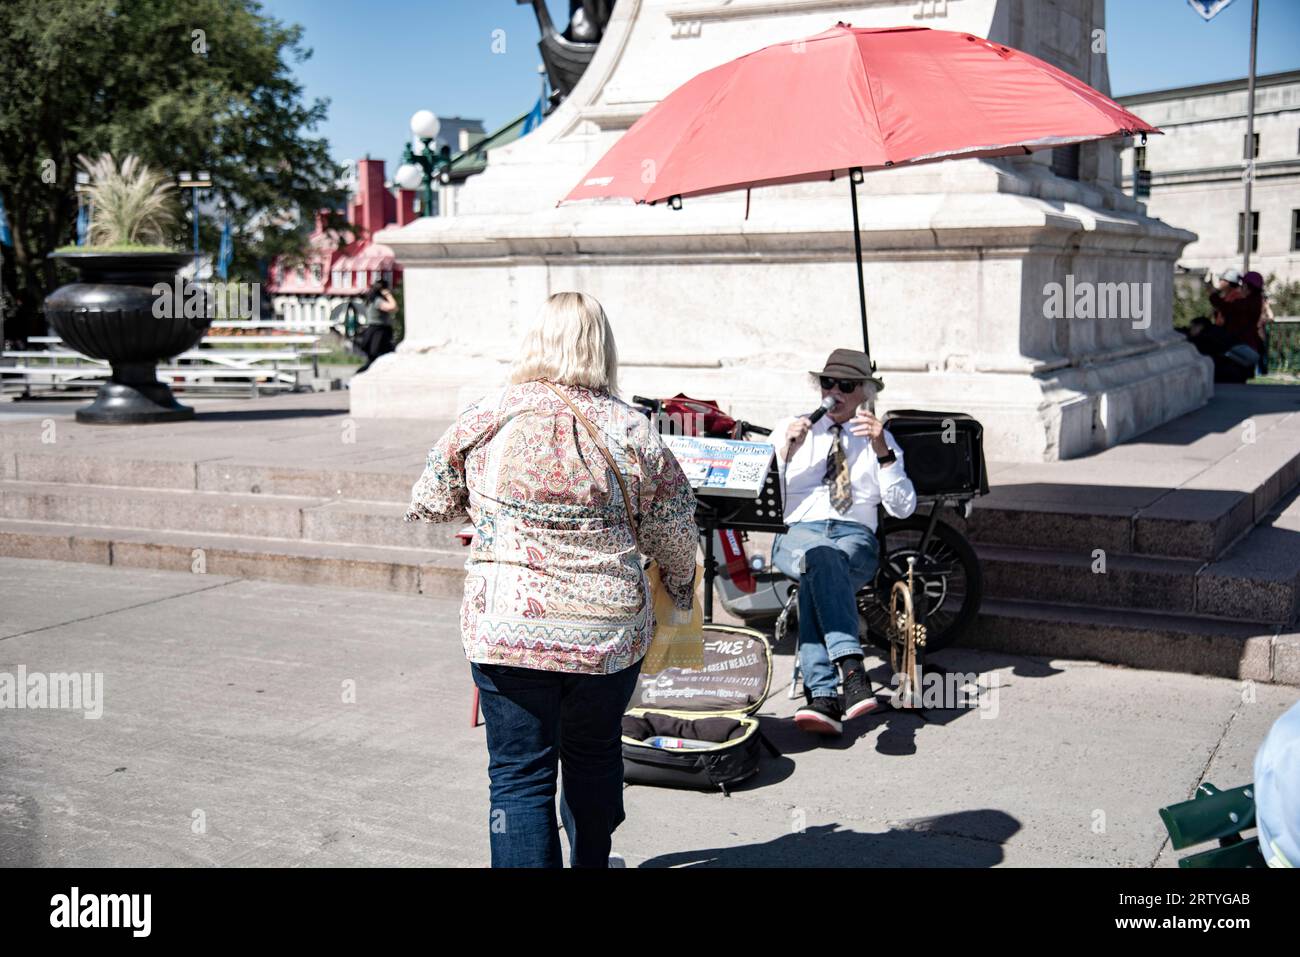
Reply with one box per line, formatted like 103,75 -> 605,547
1159,782 -> 1267,868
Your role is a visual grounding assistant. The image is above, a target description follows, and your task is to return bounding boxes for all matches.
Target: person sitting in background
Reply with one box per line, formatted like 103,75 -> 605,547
1206,268 -> 1263,375
1184,316 -> 1252,384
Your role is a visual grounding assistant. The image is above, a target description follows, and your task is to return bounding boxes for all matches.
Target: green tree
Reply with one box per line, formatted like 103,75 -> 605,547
0,0 -> 348,338
1266,275 -> 1300,317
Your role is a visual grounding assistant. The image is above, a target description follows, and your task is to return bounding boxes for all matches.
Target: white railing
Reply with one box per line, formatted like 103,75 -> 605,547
1,324 -> 331,399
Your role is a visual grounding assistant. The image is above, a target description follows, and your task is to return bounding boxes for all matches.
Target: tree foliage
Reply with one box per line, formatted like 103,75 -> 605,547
0,0 -> 347,337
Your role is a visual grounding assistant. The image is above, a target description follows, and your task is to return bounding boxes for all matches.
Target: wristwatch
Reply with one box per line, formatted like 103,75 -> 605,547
876,448 -> 897,466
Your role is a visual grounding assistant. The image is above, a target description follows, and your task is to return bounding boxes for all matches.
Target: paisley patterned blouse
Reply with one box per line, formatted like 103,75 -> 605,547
404,380 -> 699,675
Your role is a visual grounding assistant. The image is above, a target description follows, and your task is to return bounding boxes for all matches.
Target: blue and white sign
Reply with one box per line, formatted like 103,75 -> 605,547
1187,0 -> 1236,21
663,435 -> 774,498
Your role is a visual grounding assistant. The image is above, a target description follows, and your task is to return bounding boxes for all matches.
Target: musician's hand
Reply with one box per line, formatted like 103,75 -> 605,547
849,410 -> 890,455
782,417 -> 812,460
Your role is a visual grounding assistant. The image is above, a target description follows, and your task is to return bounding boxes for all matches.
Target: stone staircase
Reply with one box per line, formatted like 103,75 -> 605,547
1,386 -> 1298,683
2,442 -> 1297,682
966,436 -> 1300,684
0,452 -> 469,600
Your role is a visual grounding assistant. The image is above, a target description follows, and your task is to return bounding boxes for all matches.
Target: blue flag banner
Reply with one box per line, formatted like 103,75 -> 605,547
217,216 -> 233,280
1187,0 -> 1236,20
522,94 -> 545,136
76,203 -> 89,246
0,195 -> 11,246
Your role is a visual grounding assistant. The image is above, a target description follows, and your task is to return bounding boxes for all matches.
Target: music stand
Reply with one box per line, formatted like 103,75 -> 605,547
692,456 -> 786,623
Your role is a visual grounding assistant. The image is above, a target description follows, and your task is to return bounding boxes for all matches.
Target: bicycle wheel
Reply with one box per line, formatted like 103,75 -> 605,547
860,515 -> 982,653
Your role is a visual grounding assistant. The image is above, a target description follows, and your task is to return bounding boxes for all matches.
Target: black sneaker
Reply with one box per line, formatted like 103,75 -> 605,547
794,696 -> 843,735
842,667 -> 881,721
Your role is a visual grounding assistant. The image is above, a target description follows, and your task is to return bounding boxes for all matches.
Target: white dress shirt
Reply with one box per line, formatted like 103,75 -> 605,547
775,414 -> 917,531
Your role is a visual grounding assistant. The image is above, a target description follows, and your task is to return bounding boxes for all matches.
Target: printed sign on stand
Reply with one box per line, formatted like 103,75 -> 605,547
663,435 -> 776,499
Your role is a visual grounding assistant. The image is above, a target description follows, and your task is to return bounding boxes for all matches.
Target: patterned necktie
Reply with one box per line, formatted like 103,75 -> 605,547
827,424 -> 853,514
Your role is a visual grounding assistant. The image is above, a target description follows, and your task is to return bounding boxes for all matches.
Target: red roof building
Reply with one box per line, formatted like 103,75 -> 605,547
266,158 -> 415,330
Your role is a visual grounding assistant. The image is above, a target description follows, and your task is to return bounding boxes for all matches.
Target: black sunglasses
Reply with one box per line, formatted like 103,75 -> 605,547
819,376 -> 863,392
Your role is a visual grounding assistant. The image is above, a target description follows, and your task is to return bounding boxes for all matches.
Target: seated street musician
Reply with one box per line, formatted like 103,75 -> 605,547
773,348 -> 917,736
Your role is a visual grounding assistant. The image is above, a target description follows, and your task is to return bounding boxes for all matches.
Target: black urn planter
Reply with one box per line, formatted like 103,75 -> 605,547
45,251 -> 209,424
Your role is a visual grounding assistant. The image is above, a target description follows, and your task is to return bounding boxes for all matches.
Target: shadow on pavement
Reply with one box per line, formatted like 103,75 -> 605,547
638,810 -> 1022,867
750,648 -> 1062,760
196,407 -> 346,422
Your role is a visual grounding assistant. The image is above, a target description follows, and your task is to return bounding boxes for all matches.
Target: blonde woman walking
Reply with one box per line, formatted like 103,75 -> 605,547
405,292 -> 698,867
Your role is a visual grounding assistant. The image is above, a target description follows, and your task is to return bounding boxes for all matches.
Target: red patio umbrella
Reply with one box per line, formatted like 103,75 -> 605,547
561,23 -> 1160,355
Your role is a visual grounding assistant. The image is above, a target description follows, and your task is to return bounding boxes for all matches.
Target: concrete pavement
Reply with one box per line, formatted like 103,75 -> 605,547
1,556 -> 1293,867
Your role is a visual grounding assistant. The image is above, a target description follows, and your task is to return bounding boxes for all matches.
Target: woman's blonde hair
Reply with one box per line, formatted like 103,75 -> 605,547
509,292 -> 619,394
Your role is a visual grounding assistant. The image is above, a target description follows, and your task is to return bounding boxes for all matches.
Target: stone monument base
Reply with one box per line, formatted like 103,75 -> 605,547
349,0 -> 1211,461
349,167 -> 1210,461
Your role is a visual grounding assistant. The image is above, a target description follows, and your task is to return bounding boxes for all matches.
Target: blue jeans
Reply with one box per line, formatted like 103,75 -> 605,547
470,658 -> 643,868
771,520 -> 880,699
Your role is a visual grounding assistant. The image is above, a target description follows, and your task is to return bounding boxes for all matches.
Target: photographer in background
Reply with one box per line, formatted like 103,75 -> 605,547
355,278 -> 398,374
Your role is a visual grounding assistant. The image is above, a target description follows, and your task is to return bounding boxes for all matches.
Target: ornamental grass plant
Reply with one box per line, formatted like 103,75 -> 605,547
75,153 -> 178,249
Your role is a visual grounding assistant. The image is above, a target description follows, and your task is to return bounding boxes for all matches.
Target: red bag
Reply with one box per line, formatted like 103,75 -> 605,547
658,394 -> 738,438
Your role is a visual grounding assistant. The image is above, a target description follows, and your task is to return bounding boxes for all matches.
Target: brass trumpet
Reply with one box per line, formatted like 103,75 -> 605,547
888,557 -> 926,709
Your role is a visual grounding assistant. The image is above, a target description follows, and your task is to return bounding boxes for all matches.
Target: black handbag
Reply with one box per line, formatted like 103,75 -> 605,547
621,624 -> 780,795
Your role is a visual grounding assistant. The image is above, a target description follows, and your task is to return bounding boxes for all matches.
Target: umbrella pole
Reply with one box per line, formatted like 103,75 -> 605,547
849,172 -> 870,356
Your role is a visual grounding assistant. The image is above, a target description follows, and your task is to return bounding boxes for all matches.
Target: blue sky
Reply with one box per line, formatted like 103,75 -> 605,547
260,0 -> 1300,166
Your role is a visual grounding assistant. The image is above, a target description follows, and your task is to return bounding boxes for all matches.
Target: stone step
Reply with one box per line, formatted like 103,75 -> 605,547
972,598 -> 1297,685
13,417 -> 1298,564
8,450 -> 416,503
301,498 -> 460,549
1195,489 -> 1300,625
965,499 -> 1138,556
978,490 -> 1300,625
966,494 -> 1261,562
1132,428 -> 1300,559
0,519 -> 466,599
977,544 -> 1203,616
198,459 -> 414,503
0,480 -> 463,551
969,428 -> 1300,560
968,491 -> 1253,562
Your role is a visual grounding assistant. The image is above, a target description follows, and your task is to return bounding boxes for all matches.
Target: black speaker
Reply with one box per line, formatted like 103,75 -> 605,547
882,410 -> 988,497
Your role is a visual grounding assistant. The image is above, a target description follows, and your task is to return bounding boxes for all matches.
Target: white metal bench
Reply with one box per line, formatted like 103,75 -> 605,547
3,325 -> 330,398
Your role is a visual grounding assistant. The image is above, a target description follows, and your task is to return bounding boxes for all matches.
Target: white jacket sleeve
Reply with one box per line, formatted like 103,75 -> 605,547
877,430 -> 917,519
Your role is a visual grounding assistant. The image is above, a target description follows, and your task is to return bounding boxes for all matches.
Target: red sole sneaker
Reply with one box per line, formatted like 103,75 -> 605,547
843,696 -> 883,721
794,709 -> 843,735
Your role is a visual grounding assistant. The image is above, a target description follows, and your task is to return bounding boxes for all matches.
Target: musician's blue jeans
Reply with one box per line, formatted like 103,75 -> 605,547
470,658 -> 642,868
771,520 -> 880,699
